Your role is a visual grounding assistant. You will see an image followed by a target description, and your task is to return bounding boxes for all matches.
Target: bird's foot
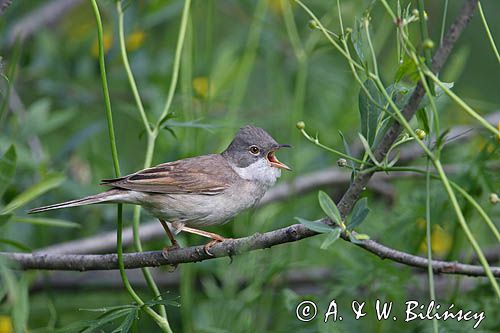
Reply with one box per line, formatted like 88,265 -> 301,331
162,242 -> 181,271
203,237 -> 232,257
162,241 -> 180,258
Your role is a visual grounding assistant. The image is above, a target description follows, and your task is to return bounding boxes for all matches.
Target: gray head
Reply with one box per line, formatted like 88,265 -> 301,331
222,125 -> 291,170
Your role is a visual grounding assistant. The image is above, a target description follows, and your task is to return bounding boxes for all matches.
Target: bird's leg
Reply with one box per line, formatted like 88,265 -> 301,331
159,219 -> 180,254
179,226 -> 230,256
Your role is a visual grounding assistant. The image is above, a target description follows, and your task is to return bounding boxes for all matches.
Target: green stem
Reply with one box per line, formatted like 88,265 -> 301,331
426,71 -> 499,136
295,0 -> 365,72
117,1 -> 152,135
134,139 -> 168,321
300,129 -> 366,165
336,0 -> 381,109
0,38 -> 22,125
91,0 -> 120,176
433,160 -> 500,299
371,80 -> 499,298
373,165 -> 500,243
116,1 -> 168,321
478,1 -> 500,64
425,160 -> 439,333
156,0 -> 192,129
364,17 -> 378,77
282,0 -> 308,127
439,0 -> 449,46
90,1 -> 171,330
417,0 -> 435,95
226,0 -> 268,125
378,0 -> 396,22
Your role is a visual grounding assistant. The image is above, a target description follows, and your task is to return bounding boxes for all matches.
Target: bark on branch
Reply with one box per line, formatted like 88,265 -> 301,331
2,224 -> 498,277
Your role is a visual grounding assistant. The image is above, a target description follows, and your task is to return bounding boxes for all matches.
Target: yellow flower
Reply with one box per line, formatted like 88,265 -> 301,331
419,224 -> 453,257
192,76 -> 209,99
0,316 -> 13,333
91,32 -> 113,58
126,31 -> 145,51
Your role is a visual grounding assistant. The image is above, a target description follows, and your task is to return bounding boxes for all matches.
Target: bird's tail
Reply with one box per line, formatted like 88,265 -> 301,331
28,189 -> 123,214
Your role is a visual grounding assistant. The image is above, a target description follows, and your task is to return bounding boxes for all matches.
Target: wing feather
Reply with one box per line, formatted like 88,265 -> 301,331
100,154 -> 238,195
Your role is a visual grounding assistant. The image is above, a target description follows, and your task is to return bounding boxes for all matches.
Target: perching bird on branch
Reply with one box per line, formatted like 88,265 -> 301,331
29,125 -> 291,255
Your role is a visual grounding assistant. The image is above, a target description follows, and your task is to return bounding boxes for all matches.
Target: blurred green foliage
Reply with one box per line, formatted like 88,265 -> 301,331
0,0 -> 499,332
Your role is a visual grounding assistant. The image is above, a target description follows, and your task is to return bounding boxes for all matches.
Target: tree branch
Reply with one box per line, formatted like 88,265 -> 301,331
2,224 -> 499,277
1,0 -> 487,279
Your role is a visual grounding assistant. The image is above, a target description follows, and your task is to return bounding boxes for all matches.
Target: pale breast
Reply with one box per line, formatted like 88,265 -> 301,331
138,179 -> 269,228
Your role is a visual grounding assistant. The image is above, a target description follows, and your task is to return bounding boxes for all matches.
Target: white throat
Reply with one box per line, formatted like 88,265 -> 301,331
231,158 -> 281,186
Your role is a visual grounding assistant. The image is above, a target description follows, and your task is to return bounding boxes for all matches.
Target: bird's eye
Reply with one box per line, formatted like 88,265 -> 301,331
249,146 -> 260,155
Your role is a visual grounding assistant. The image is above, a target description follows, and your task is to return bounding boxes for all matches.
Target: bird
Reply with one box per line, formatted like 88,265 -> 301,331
29,125 -> 291,255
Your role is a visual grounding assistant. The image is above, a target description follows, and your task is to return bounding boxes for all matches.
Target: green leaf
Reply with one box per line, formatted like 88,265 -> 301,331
358,79 -> 384,146
394,55 -> 420,83
12,216 -> 80,228
0,174 -> 65,215
145,297 -> 180,308
295,217 -> 335,234
351,17 -> 370,63
421,81 -> 454,107
387,81 -> 454,112
320,228 -> 341,249
372,116 -> 394,150
110,308 -> 138,333
386,83 -> 412,110
0,145 -> 16,197
416,108 -> 430,133
347,198 -> 370,230
82,308 -> 133,333
318,191 -> 342,225
0,214 -> 12,227
79,305 -> 136,313
0,238 -> 32,252
358,133 -> 381,166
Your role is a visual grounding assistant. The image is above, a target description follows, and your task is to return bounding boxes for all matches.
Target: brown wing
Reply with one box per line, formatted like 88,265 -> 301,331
100,154 -> 238,195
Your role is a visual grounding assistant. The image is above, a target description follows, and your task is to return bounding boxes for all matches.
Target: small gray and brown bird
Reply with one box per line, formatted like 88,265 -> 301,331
29,125 -> 291,254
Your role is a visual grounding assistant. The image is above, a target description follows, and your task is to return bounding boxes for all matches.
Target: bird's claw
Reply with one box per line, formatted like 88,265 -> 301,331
204,238 -> 230,257
162,242 -> 180,258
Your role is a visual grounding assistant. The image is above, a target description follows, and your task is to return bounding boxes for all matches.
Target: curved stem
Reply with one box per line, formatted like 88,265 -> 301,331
117,1 -> 152,135
439,0 -> 449,46
425,160 -> 439,333
90,1 -> 171,330
131,134 -> 167,319
433,160 -> 500,298
478,1 -> 500,64
300,128 -> 366,165
426,71 -> 499,136
156,0 -> 191,129
375,166 -> 500,242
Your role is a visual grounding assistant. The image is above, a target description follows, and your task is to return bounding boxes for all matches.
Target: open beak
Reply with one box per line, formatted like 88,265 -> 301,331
267,144 -> 292,171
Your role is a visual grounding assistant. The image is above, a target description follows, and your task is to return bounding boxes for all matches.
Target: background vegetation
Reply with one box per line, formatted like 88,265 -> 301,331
0,0 -> 499,332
